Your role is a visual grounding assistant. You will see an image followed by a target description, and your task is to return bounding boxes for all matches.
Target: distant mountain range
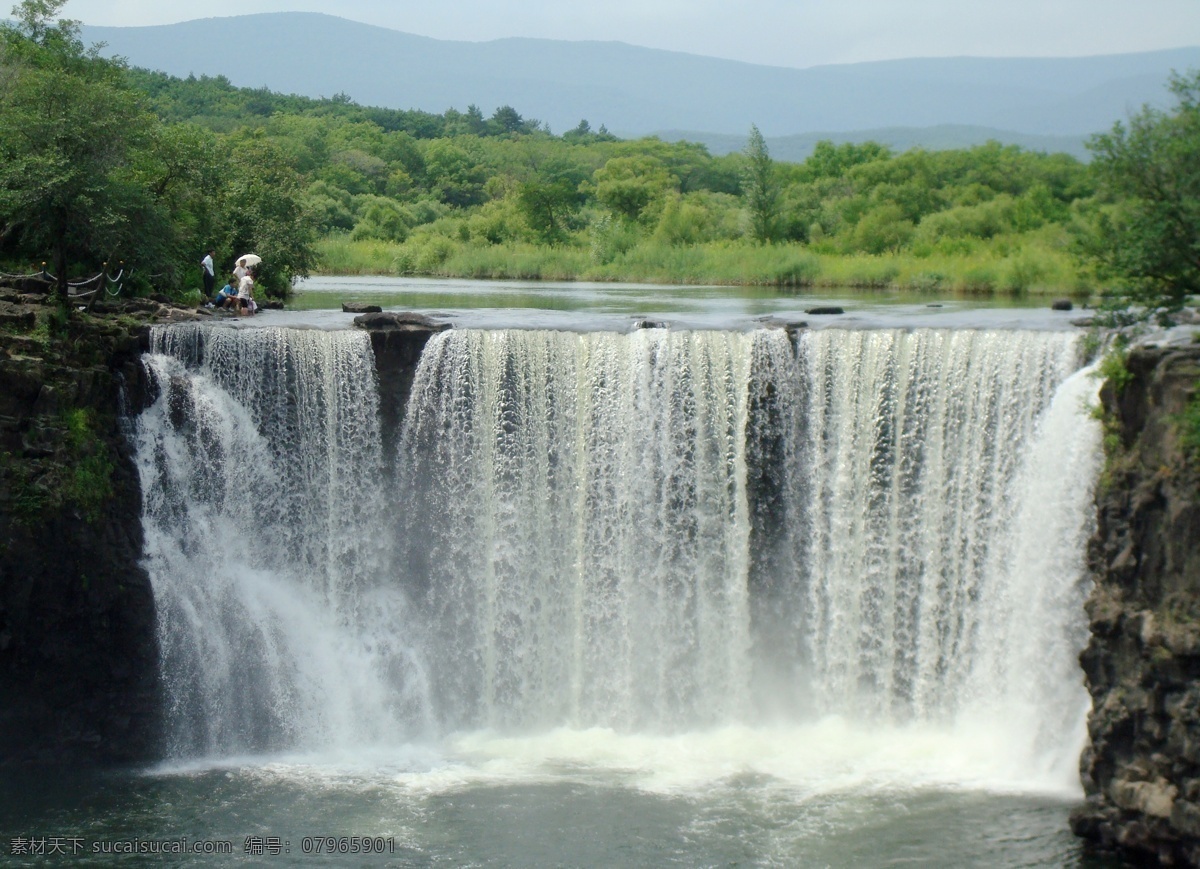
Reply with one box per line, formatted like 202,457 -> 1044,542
657,126 -> 1097,161
83,13 -> 1200,158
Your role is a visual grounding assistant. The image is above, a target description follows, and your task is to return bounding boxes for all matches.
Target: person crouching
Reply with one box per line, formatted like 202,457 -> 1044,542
214,280 -> 237,308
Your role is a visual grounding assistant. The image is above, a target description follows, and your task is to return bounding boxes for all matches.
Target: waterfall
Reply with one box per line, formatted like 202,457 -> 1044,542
136,325 -> 432,756
136,323 -> 1098,782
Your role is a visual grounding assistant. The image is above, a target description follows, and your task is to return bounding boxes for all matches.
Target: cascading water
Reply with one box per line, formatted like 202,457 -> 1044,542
135,322 -> 1100,792
137,326 -> 432,756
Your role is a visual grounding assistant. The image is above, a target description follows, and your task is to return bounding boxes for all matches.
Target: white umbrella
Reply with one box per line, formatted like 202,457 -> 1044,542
236,254 -> 262,267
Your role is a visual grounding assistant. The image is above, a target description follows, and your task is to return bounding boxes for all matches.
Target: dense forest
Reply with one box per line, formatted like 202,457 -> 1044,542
1,1 -> 1195,306
127,66 -> 1095,296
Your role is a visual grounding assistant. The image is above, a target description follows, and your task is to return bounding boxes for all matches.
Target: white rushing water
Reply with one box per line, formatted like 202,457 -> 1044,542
135,324 -> 1100,796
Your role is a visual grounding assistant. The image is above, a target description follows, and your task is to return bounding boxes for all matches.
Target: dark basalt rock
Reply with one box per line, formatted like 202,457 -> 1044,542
353,311 -> 450,332
1071,344 -> 1200,865
805,306 -> 844,315
342,302 -> 382,314
634,319 -> 667,330
354,312 -> 451,463
0,294 -> 160,766
0,301 -> 37,330
1051,298 -> 1074,311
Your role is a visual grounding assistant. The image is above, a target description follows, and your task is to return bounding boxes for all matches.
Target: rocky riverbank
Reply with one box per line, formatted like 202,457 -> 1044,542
1072,341 -> 1200,864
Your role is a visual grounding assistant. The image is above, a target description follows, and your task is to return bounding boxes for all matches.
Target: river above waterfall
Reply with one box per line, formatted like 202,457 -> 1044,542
274,275 -> 1088,332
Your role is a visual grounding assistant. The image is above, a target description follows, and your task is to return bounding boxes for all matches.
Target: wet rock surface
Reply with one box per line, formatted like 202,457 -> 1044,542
0,290 -> 172,766
1072,344 -> 1200,864
355,311 -> 452,465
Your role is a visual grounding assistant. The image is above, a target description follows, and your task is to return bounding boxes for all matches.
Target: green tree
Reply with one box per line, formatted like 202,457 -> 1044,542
218,134 -> 318,297
351,195 -> 412,242
0,1 -> 320,299
742,125 -> 779,243
489,105 -> 526,136
423,140 -> 486,207
1080,71 -> 1200,320
0,0 -> 159,298
851,203 -> 914,254
516,180 -> 577,243
798,140 -> 891,182
592,155 -> 673,223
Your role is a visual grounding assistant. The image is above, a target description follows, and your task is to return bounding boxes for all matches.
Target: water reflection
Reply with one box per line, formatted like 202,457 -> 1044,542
279,275 -> 1086,332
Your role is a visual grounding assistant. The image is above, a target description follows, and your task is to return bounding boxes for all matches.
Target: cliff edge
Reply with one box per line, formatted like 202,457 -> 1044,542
1073,341 -> 1200,864
0,292 -> 195,765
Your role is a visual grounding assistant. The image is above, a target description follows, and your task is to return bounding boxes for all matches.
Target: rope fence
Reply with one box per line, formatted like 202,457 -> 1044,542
0,261 -> 128,300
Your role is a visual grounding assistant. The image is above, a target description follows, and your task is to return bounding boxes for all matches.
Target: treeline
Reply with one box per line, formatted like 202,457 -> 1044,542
7,1 -> 1191,302
0,2 -> 316,299
121,64 -> 1100,293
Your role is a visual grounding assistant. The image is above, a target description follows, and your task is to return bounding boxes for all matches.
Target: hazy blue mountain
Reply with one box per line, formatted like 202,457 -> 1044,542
83,12 -> 1199,143
658,127 -> 1093,162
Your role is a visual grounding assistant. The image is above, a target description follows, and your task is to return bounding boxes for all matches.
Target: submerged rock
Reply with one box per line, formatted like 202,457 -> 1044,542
805,306 -> 844,315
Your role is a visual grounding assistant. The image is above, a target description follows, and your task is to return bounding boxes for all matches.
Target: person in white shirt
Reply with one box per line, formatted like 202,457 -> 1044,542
200,249 -> 216,296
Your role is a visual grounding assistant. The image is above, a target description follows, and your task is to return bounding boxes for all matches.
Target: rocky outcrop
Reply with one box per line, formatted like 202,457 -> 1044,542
354,311 -> 451,463
1072,343 -> 1200,864
0,292 -> 165,766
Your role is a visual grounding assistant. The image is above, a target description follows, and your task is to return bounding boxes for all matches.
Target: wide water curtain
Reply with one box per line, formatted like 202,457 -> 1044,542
397,327 -> 1096,746
137,324 -> 1098,774
398,330 -> 782,732
796,330 -> 1100,779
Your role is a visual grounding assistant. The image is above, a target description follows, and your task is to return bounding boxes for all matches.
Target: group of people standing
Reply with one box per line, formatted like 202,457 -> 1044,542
201,249 -> 259,315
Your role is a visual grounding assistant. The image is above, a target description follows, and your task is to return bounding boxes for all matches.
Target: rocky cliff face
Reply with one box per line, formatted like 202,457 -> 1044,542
1072,342 -> 1200,864
0,292 -> 198,765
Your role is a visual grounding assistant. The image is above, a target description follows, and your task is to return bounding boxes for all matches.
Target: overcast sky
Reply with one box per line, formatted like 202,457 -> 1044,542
60,0 -> 1200,68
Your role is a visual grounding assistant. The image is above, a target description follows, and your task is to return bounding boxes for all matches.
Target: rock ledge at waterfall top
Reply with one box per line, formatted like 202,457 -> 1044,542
1072,343 -> 1200,864
353,311 -> 451,332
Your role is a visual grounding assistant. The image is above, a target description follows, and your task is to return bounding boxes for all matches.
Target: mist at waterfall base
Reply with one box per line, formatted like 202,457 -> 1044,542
18,324 -> 1107,864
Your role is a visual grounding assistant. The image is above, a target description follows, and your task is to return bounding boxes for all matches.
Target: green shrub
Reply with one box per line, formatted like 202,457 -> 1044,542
1096,344 -> 1134,394
589,214 -> 639,265
414,236 -> 457,272
1177,381 -> 1200,464
772,253 -> 821,286
62,408 -> 114,523
959,265 -> 998,294
1002,253 -> 1048,293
